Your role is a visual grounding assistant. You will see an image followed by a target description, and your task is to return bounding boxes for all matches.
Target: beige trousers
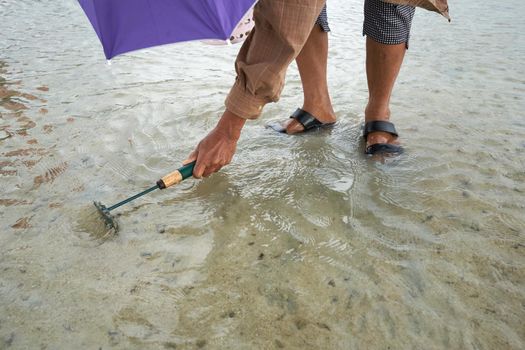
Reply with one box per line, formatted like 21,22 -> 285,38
225,0 -> 327,120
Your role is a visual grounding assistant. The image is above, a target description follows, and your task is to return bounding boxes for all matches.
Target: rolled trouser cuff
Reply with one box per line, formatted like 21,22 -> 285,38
225,0 -> 326,120
225,80 -> 272,120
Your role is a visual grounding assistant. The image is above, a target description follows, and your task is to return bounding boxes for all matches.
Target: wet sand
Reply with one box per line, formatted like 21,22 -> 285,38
1,0 -> 524,349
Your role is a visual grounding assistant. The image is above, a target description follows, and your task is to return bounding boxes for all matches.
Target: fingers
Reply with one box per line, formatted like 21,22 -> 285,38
184,149 -> 203,178
194,161 -> 224,178
205,158 -> 231,177
182,150 -> 198,165
193,154 -> 230,178
202,164 -> 222,178
193,158 -> 206,179
186,126 -> 238,179
189,143 -> 232,178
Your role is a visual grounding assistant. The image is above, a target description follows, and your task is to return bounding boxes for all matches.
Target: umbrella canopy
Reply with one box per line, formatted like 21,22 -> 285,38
78,0 -> 258,59
384,0 -> 450,20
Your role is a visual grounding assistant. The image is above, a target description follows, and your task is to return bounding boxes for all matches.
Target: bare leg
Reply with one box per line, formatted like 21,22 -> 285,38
364,37 -> 406,147
285,25 -> 336,134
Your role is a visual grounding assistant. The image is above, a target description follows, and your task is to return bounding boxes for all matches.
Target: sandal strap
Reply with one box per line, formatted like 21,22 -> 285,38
290,108 -> 323,130
363,121 -> 398,139
365,143 -> 403,155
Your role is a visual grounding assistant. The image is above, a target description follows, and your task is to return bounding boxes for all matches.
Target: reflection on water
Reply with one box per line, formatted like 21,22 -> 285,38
1,0 -> 524,349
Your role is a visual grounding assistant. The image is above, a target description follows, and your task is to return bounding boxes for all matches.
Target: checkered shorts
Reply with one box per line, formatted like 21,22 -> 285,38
316,0 -> 415,45
316,5 -> 330,32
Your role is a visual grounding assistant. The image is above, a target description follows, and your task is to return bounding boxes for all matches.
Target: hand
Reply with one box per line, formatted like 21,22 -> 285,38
184,110 -> 246,178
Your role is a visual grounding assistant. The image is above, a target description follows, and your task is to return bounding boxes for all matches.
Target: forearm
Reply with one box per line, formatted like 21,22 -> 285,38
215,110 -> 246,140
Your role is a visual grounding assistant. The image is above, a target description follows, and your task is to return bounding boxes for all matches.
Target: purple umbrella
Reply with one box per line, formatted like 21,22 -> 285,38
78,0 -> 258,59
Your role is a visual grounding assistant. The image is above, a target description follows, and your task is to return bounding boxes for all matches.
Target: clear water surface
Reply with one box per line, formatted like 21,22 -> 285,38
1,0 -> 524,349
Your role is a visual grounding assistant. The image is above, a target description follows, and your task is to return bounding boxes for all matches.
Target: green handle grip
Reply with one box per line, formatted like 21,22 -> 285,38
178,161 -> 196,180
157,161 -> 196,189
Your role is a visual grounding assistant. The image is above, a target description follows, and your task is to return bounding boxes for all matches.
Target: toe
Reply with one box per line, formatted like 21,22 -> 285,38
366,131 -> 399,148
285,119 -> 305,134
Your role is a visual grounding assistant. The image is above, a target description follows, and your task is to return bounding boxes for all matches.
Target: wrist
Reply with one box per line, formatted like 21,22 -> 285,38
216,110 -> 246,140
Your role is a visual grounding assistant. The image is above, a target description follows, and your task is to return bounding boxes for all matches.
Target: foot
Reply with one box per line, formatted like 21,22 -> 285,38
365,129 -> 400,149
364,108 -> 401,155
283,100 -> 336,134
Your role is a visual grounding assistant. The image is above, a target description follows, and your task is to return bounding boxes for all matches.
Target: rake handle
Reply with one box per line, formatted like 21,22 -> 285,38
157,161 -> 196,189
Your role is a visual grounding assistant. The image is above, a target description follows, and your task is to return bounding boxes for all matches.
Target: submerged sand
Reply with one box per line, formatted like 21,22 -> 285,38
1,0 -> 524,349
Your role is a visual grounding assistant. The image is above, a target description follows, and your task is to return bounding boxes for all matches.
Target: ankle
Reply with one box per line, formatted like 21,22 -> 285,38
364,105 -> 390,122
302,97 -> 336,121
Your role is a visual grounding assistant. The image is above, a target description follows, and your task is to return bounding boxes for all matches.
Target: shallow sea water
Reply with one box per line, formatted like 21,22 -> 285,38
1,0 -> 524,349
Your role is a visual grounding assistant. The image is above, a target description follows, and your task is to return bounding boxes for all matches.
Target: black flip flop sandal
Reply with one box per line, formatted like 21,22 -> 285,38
267,108 -> 336,133
363,121 -> 403,155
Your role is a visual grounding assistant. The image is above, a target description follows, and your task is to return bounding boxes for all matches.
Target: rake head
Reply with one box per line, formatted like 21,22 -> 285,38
93,201 -> 119,233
